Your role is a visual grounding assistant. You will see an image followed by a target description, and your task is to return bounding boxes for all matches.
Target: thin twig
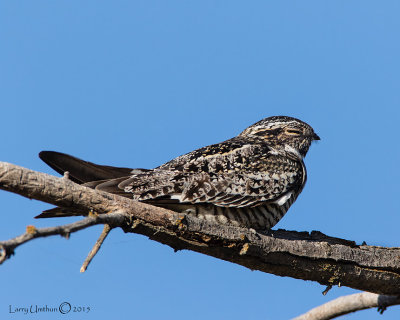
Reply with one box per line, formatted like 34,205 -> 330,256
293,292 -> 400,320
0,212 -> 126,265
80,224 -> 112,273
322,285 -> 333,296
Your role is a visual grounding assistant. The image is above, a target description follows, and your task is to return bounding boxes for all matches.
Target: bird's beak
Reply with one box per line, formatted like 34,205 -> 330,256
312,133 -> 320,141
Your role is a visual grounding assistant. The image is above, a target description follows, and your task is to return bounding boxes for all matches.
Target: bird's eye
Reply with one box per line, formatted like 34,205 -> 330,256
286,129 -> 302,135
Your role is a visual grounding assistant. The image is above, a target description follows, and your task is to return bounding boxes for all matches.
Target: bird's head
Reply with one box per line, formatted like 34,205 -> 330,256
238,116 -> 320,159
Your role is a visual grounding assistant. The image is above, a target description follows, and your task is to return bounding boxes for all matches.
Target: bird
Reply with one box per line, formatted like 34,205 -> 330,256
37,116 -> 319,230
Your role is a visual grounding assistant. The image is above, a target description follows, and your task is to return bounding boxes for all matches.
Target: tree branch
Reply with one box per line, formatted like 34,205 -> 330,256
0,211 -> 126,262
293,292 -> 400,320
1,161 -> 400,296
80,223 -> 112,273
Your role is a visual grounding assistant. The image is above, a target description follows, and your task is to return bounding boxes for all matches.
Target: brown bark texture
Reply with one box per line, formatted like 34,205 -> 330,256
1,161 -> 400,295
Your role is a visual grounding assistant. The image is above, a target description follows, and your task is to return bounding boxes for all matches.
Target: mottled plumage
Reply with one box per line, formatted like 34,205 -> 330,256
38,116 -> 319,230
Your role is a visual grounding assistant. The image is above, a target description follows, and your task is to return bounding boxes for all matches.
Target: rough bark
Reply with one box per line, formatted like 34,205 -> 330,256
1,161 -> 400,296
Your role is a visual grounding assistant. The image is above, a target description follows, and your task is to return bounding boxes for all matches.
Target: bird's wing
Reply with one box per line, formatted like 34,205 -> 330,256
37,141 -> 304,218
105,141 -> 305,208
39,151 -> 149,184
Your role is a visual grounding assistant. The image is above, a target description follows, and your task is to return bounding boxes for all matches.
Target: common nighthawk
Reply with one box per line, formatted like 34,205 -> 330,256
38,116 -> 319,230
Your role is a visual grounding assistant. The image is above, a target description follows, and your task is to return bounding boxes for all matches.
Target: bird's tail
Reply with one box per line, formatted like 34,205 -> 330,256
39,151 -> 135,184
36,151 -> 147,219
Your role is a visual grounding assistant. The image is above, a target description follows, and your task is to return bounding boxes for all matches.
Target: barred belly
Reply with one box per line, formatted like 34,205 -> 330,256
157,195 -> 296,230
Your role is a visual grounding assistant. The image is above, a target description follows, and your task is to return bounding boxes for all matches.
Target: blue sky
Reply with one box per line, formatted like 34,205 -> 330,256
1,1 -> 400,319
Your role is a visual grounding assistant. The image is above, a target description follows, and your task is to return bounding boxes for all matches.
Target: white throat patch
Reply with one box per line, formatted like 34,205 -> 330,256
284,144 -> 302,159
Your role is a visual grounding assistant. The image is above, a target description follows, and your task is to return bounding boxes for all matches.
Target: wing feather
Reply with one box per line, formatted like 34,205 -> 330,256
118,154 -> 303,209
37,139 -> 304,219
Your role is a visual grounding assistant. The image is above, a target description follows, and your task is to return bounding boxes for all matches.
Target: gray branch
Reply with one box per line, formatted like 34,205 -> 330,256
1,161 -> 400,298
293,292 -> 400,320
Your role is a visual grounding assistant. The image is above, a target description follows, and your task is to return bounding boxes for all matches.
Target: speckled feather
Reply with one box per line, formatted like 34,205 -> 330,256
37,116 -> 319,230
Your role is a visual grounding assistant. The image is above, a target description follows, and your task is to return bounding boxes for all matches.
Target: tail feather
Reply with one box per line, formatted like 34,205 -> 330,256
37,151 -> 148,219
85,177 -> 130,196
35,207 -> 88,219
39,151 -> 138,184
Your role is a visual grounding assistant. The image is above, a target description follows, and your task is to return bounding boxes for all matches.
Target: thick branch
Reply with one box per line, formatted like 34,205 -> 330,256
293,292 -> 400,320
1,162 -> 400,295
